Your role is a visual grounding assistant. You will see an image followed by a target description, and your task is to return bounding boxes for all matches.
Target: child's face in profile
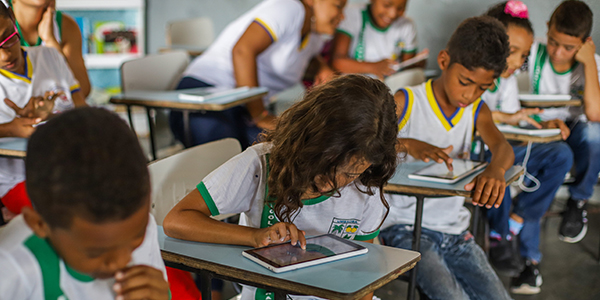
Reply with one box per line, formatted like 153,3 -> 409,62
502,25 -> 533,78
546,25 -> 584,66
315,156 -> 372,193
312,0 -> 347,36
441,60 -> 495,108
0,17 -> 23,73
44,203 -> 149,279
370,0 -> 407,29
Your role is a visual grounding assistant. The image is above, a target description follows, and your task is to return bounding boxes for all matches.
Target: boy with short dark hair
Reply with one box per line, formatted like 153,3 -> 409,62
0,107 -> 169,300
527,0 -> 600,243
381,16 -> 514,299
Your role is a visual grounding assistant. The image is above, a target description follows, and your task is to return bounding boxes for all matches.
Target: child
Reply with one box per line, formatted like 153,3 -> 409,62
171,0 -> 343,149
0,107 -> 169,299
8,0 -> 91,97
0,3 -> 86,219
482,1 -> 574,294
527,0 -> 600,244
331,0 -> 424,79
163,74 -> 399,300
380,16 -> 513,299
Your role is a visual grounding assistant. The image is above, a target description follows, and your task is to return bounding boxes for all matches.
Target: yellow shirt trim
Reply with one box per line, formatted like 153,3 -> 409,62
398,88 -> 414,130
70,83 -> 81,92
425,80 -> 464,132
299,34 -> 310,51
254,18 -> 278,42
472,98 -> 482,121
0,50 -> 33,84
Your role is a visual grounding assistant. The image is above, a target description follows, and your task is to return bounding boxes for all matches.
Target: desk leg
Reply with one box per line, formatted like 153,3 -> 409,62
408,195 -> 424,300
183,110 -> 191,148
199,270 -> 213,300
472,206 -> 480,239
126,105 -> 135,133
146,108 -> 157,161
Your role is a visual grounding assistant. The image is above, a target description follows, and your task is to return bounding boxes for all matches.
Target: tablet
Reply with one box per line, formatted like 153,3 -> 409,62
408,159 -> 488,184
178,86 -> 250,102
242,234 -> 368,273
518,94 -> 571,101
496,124 -> 561,137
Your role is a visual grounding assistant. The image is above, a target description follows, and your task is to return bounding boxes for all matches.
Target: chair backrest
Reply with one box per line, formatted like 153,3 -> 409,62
166,17 -> 215,48
384,68 -> 426,93
120,50 -> 190,92
148,138 -> 242,225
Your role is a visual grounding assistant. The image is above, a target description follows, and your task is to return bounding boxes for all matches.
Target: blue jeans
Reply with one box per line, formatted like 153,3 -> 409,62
380,225 -> 511,300
487,142 -> 573,261
169,77 -> 263,149
566,120 -> 600,201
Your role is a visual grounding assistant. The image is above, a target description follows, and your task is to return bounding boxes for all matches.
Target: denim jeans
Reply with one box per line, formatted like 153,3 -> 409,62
169,77 -> 263,149
487,141 -> 573,261
566,120 -> 600,201
380,225 -> 511,300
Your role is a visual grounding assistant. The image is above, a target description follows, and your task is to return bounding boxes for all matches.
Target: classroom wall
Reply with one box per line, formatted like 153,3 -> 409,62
146,0 -> 600,70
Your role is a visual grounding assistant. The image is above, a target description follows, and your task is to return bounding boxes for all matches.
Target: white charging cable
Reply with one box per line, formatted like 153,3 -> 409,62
517,141 -> 541,192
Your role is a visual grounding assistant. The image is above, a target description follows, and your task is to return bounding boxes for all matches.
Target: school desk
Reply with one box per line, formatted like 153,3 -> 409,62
109,87 -> 268,160
158,226 -> 421,300
0,138 -> 27,158
383,162 -> 524,300
520,99 -> 582,108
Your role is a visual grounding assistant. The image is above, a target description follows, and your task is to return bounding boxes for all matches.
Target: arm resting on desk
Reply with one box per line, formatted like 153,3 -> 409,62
163,189 -> 307,249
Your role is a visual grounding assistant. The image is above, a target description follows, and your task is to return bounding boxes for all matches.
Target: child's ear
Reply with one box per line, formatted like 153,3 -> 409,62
22,207 -> 51,238
438,50 -> 450,71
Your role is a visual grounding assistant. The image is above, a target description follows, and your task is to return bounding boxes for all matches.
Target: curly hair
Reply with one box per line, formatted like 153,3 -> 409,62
485,1 -> 534,34
447,16 -> 510,78
261,74 -> 399,227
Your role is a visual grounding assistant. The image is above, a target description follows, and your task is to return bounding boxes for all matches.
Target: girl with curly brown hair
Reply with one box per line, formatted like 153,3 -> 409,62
164,74 -> 400,300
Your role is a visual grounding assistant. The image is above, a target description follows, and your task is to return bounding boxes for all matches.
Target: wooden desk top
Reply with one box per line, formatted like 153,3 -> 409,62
520,99 -> 582,108
501,132 -> 563,143
384,161 -> 524,197
0,138 -> 27,158
158,227 -> 421,300
110,87 -> 268,111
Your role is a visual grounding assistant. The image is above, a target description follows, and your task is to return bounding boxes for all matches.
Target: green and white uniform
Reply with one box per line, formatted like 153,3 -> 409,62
0,214 -> 167,300
482,75 -> 521,114
527,41 -> 600,121
6,0 -> 64,46
0,46 -> 80,197
336,4 -> 417,67
199,142 -> 386,300
383,80 -> 484,234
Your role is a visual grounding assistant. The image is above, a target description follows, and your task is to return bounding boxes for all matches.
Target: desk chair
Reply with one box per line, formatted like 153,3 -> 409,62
166,17 -> 215,50
148,138 -> 242,225
384,68 -> 426,93
120,51 -> 191,159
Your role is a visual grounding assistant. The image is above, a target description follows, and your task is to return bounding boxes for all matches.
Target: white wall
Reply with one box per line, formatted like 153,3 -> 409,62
147,0 -> 600,70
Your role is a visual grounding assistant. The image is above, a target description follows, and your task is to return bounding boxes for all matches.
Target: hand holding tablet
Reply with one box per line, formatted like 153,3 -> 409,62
253,222 -> 307,250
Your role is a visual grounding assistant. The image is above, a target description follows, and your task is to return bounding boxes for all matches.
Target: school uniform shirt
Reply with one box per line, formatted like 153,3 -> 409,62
482,75 -> 521,113
336,4 -> 417,64
5,0 -> 64,46
0,214 -> 167,300
528,41 -> 600,121
198,142 -> 386,300
383,80 -> 484,235
0,46 -> 80,197
183,0 -> 326,102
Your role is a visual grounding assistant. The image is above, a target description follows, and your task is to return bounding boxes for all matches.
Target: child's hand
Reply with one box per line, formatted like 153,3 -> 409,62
371,59 -> 396,80
541,119 -> 570,140
575,38 -> 596,66
506,108 -> 543,128
113,265 -> 169,300
464,166 -> 506,209
314,65 -> 336,86
405,139 -> 454,171
5,93 -> 60,121
253,222 -> 307,250
3,117 -> 41,138
38,4 -> 59,47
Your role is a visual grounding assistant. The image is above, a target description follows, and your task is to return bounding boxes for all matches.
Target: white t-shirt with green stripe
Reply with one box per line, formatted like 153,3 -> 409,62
527,41 -> 600,121
0,214 -> 167,300
336,4 -> 417,64
482,75 -> 521,114
198,142 -> 386,300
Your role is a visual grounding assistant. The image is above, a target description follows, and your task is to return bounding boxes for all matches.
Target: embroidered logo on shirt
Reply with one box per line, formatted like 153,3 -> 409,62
328,218 -> 360,239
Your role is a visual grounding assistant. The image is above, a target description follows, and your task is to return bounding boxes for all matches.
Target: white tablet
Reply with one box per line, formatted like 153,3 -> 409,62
242,234 -> 368,273
408,159 -> 488,184
496,124 -> 561,137
518,94 -> 571,101
178,86 -> 250,102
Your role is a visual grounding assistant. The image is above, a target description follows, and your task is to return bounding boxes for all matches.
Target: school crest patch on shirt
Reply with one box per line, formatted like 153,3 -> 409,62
328,218 -> 360,239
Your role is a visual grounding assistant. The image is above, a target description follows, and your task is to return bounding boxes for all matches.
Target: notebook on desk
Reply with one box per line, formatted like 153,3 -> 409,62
178,86 -> 251,102
496,124 -> 561,137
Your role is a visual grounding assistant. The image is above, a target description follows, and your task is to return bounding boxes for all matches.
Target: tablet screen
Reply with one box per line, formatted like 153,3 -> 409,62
245,234 -> 365,268
413,159 -> 486,180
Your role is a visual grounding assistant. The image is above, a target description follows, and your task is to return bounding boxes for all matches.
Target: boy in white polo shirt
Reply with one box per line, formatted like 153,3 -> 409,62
527,0 -> 600,243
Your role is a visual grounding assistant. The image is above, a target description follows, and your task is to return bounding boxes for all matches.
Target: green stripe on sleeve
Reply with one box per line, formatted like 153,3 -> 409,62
401,48 -> 418,54
354,229 -> 380,241
336,29 -> 353,39
197,182 -> 220,216
23,235 -> 66,300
